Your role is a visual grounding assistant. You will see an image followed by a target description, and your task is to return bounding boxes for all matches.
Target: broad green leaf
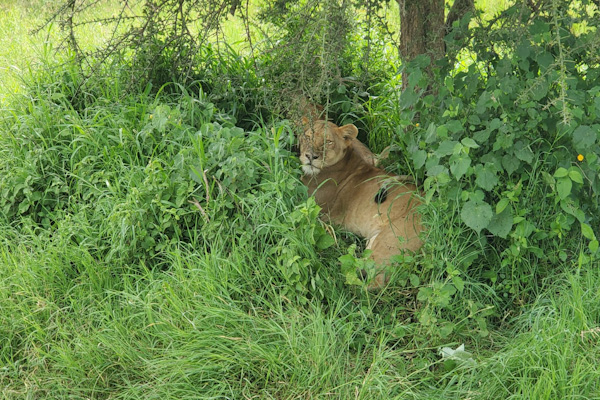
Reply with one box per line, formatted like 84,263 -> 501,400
316,232 -> 335,250
475,164 -> 498,191
489,118 -> 503,131
452,276 -> 465,293
530,79 -> 549,101
487,206 -> 513,239
450,156 -> 471,180
536,52 -> 553,71
553,167 -> 569,178
530,20 -> 550,36
560,199 -> 585,223
339,253 -> 362,286
413,150 -> 427,169
425,123 -> 437,143
436,125 -> 449,139
475,91 -> 493,113
18,201 -> 30,214
514,141 -> 534,164
496,198 -> 510,214
494,132 -> 513,150
399,90 -> 420,109
417,287 -> 432,301
502,155 -> 520,175
427,164 -> 448,177
516,41 -> 531,59
556,177 -> 572,199
461,137 -> 479,148
572,125 -> 596,152
468,115 -> 481,126
446,120 -> 464,134
581,223 -> 596,240
541,171 -> 555,186
435,140 -> 458,157
461,200 -> 493,233
569,169 -> 584,184
409,274 -> 420,287
439,344 -> 476,366
344,271 -> 362,286
440,323 -> 455,338
473,128 -> 491,142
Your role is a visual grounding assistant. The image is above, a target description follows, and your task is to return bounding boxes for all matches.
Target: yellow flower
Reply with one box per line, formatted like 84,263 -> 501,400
149,114 -> 153,119
577,154 -> 584,162
415,123 -> 420,128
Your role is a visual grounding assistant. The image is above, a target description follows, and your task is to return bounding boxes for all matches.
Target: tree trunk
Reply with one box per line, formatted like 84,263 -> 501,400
398,0 -> 445,90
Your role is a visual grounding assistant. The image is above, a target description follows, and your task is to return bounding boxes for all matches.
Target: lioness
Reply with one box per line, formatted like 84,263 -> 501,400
299,119 -> 423,289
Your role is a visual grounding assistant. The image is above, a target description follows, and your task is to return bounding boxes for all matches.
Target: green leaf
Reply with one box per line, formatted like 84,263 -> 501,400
475,164 -> 498,191
461,200 -> 493,233
424,123 -> 437,143
556,177 -> 572,200
569,169 -> 584,184
461,137 -> 479,148
339,253 -> 362,286
475,91 -> 493,114
502,155 -> 520,175
409,274 -> 420,287
440,323 -> 455,338
427,164 -> 448,177
435,140 -> 458,157
531,79 -> 549,101
316,232 -> 335,250
496,198 -> 510,214
530,20 -> 550,36
554,167 -> 569,178
18,201 -> 30,214
473,128 -> 491,142
581,223 -> 596,241
399,90 -> 420,109
450,156 -> 471,180
487,206 -> 513,239
572,125 -> 596,152
446,120 -> 463,134
514,141 -> 534,164
417,287 -> 432,301
536,52 -> 554,71
452,276 -> 465,293
468,115 -> 481,126
516,41 -> 531,59
413,150 -> 427,169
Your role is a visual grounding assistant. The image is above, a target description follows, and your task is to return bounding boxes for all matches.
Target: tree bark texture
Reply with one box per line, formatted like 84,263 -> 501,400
399,0 -> 445,68
398,0 -> 474,90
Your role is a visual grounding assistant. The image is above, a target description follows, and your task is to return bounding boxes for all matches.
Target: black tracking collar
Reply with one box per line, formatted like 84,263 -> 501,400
374,187 -> 388,204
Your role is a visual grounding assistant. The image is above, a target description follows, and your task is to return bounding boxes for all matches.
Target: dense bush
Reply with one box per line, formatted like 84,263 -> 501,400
0,72 -> 343,305
361,1 -> 600,336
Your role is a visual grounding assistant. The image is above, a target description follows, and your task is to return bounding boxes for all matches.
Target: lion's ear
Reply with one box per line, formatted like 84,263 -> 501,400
338,124 -> 358,141
301,116 -> 310,128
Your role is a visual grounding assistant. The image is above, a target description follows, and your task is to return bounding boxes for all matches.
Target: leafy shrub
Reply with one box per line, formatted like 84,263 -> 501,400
0,68 -> 341,304
367,2 -> 600,336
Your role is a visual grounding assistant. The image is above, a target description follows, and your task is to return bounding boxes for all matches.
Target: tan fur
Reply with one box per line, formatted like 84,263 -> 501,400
299,120 -> 423,289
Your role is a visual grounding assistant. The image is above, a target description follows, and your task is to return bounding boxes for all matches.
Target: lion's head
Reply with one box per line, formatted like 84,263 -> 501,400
299,119 -> 359,176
